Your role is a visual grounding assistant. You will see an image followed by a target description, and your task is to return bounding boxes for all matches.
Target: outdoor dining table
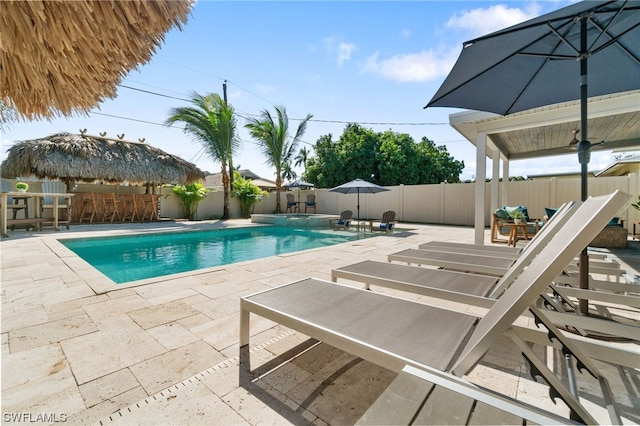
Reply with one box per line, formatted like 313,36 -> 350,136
1,191 -> 73,237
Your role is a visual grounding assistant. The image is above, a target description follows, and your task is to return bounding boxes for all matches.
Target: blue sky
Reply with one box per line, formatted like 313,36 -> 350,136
1,0 -> 625,182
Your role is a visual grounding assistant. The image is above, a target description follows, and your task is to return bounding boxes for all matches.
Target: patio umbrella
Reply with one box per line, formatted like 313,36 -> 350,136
329,179 -> 390,230
285,179 -> 314,205
426,0 -> 640,314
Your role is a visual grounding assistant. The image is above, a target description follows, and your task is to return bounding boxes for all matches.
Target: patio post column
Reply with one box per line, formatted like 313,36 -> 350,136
474,132 -> 487,244
501,156 -> 509,207
490,150 -> 500,214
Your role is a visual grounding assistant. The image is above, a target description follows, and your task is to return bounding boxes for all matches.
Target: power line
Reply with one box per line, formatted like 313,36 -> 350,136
118,84 -> 449,127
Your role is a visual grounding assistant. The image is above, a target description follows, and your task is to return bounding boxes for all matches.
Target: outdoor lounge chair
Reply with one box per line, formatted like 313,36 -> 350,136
329,210 -> 353,230
389,202 -> 624,278
332,198 -> 638,341
240,191 -> 631,425
369,210 -> 396,233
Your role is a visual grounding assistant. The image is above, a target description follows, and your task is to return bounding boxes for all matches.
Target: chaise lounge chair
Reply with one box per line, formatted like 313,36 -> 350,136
333,200 -> 636,339
240,191 -> 630,425
389,203 -> 625,279
329,210 -> 353,230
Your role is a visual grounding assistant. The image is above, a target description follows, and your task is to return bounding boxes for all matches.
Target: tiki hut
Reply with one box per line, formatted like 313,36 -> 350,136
1,0 -> 193,121
1,132 -> 205,189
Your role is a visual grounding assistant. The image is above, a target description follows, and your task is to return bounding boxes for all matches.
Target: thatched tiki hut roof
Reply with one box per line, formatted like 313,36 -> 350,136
1,0 -> 192,121
1,132 -> 205,185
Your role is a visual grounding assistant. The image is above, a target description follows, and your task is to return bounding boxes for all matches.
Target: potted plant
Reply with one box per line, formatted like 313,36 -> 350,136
510,209 -> 526,225
15,182 -> 28,193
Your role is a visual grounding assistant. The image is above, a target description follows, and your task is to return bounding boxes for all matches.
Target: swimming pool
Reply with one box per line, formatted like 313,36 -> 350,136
61,226 -> 374,284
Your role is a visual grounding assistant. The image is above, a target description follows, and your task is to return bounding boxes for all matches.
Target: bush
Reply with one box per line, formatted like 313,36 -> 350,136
172,183 -> 208,220
231,171 -> 267,218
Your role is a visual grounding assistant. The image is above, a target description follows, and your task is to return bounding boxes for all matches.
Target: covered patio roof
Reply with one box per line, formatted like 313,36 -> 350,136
450,90 -> 640,161
446,90 -> 640,244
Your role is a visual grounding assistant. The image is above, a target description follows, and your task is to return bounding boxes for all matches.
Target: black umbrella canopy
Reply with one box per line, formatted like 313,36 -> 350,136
329,179 -> 390,229
284,180 -> 314,189
426,0 -> 640,314
426,0 -> 640,115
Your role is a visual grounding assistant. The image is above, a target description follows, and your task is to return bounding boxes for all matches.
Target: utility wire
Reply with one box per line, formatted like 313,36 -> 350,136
117,84 -> 449,127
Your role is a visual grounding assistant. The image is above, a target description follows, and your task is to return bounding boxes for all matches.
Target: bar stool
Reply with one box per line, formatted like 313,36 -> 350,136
102,193 -> 121,222
79,193 -> 98,223
119,194 -> 137,222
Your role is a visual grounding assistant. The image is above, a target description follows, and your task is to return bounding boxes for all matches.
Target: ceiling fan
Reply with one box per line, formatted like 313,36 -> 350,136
568,129 -> 605,150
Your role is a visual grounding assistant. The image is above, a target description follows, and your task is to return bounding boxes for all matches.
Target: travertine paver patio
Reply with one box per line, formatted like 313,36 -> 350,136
1,220 -> 639,425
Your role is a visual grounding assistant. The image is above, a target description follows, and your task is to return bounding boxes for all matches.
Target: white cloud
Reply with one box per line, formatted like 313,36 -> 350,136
323,36 -> 357,66
362,50 -> 457,83
337,42 -> 356,66
444,4 -> 541,39
360,3 -> 546,83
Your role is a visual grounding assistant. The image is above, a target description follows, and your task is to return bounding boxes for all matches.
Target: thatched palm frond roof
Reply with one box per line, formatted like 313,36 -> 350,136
1,132 -> 205,184
1,0 -> 192,121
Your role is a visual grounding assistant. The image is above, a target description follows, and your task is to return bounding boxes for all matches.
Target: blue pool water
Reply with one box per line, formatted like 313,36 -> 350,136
61,227 -> 373,284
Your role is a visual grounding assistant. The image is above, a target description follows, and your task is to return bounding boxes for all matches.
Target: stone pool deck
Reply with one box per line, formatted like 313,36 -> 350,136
1,220 -> 639,425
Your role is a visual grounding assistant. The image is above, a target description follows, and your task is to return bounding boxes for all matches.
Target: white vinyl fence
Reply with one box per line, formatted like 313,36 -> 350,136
160,174 -> 639,228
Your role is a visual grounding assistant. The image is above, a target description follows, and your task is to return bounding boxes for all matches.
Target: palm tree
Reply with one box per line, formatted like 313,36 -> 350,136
282,162 -> 297,182
165,92 -> 239,219
294,146 -> 310,174
245,106 -> 312,213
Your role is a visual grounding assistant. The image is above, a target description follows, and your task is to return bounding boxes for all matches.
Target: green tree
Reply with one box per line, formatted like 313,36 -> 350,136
245,106 -> 312,213
305,124 -> 464,187
165,92 -> 239,219
231,171 -> 267,218
282,162 -> 297,182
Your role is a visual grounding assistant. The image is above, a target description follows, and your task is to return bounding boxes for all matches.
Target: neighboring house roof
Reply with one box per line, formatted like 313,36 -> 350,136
205,169 -> 277,190
526,171 -> 596,180
595,155 -> 640,177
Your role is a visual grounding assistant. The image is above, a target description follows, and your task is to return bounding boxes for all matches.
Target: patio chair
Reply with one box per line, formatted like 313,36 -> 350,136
369,210 -> 396,233
40,179 -> 71,230
285,193 -> 298,213
329,210 -> 353,230
304,194 -> 316,213
240,191 -> 630,425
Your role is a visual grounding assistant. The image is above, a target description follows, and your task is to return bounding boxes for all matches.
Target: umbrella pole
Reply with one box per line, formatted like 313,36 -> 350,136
357,190 -> 360,233
577,18 -> 590,315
